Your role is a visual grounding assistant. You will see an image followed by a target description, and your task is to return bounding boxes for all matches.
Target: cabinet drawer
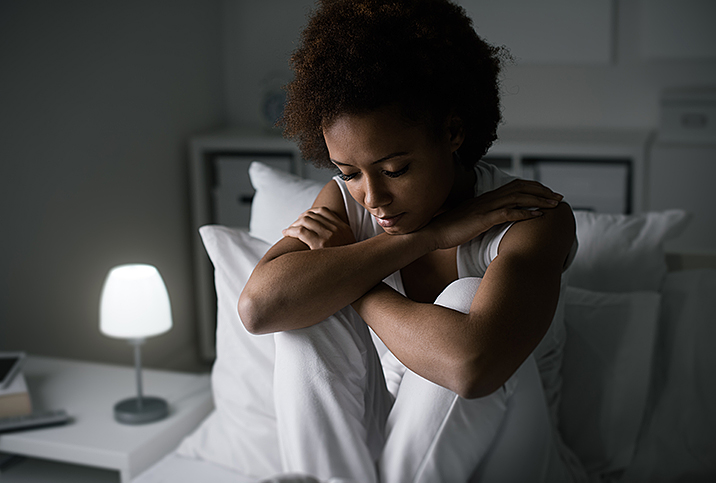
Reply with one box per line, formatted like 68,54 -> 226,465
659,89 -> 716,144
660,101 -> 716,144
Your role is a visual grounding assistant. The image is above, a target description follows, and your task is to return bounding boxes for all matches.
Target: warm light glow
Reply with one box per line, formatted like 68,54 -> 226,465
99,264 -> 172,339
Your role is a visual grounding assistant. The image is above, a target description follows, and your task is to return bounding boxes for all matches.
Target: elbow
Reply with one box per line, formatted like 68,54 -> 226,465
452,359 -> 509,400
237,289 -> 271,335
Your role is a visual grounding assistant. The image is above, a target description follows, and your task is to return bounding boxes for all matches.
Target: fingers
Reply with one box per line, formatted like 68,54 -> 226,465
281,207 -> 354,249
284,208 -> 341,235
477,179 -> 563,212
483,179 -> 562,201
281,224 -> 322,249
304,206 -> 346,226
487,207 -> 544,225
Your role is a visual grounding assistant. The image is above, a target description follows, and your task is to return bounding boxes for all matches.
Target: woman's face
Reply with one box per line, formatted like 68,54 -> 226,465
323,107 -> 464,235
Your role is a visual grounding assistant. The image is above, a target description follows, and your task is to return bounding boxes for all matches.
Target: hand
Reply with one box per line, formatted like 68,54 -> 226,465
422,179 -> 564,250
281,206 -> 356,250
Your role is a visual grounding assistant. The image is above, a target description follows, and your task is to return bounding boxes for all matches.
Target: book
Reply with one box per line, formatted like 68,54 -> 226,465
0,372 -> 32,418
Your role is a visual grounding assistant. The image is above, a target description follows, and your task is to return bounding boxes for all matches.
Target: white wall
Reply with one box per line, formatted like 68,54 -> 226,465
223,0 -> 716,131
0,1 -> 225,370
223,0 -> 313,128
221,0 -> 716,256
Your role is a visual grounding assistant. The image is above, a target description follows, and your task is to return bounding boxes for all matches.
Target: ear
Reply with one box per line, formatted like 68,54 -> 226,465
447,115 -> 465,153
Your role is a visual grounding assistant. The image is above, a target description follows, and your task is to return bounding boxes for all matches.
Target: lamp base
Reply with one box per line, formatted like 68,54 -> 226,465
113,396 -> 169,425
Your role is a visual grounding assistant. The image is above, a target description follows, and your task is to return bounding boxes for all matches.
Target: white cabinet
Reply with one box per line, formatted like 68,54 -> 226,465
648,142 -> 716,255
648,88 -> 716,256
0,357 -> 211,483
530,161 -> 630,214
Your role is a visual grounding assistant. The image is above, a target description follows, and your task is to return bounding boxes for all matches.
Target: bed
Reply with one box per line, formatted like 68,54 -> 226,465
134,161 -> 716,483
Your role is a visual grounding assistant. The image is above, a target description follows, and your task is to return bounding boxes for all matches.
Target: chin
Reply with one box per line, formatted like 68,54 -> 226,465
381,226 -> 404,236
385,220 -> 428,236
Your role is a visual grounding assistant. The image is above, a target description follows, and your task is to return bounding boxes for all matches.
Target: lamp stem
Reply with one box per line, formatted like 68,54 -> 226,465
112,336 -> 167,424
132,339 -> 144,408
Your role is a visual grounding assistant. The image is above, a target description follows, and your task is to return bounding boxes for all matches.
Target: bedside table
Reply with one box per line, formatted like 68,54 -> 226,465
0,356 -> 213,482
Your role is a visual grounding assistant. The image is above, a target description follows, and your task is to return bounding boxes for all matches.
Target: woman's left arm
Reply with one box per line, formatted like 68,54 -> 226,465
352,202 -> 575,399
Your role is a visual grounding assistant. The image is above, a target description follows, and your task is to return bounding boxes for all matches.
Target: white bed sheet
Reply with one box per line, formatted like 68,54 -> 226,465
133,270 -> 716,483
132,452 -> 258,483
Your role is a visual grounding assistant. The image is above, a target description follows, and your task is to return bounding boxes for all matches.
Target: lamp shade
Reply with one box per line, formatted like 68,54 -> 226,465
100,264 -> 172,339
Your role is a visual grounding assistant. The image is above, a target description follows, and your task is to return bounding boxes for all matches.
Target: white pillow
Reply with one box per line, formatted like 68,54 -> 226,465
249,162 -> 325,245
569,210 -> 689,293
559,286 -> 661,477
176,226 -> 281,478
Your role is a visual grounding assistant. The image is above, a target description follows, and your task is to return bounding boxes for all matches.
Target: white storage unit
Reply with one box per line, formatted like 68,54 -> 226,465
485,127 -> 650,214
658,88 -> 716,144
648,88 -> 716,256
532,160 -> 631,214
648,143 -> 716,255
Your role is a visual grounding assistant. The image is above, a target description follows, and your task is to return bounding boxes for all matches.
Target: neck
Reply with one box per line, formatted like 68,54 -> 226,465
443,159 -> 477,209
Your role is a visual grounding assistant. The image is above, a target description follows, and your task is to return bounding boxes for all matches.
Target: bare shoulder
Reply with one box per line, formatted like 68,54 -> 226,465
312,178 -> 349,224
498,202 -> 576,269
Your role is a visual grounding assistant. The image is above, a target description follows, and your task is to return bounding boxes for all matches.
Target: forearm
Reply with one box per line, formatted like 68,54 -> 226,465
353,251 -> 563,399
352,283 -> 481,396
239,231 -> 431,334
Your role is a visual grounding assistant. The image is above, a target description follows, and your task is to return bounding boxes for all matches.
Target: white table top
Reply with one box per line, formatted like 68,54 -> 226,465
0,356 -> 213,482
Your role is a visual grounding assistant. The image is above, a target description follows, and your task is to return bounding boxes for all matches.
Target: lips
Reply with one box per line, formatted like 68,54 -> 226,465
374,213 -> 404,228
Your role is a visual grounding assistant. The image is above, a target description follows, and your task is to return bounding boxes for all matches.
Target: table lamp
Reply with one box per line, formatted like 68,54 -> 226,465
100,264 -> 172,424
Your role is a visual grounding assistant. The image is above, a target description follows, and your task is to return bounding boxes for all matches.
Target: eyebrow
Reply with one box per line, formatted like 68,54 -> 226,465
331,152 -> 409,167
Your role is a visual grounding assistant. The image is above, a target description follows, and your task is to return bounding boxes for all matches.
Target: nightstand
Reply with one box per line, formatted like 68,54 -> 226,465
0,356 -> 212,482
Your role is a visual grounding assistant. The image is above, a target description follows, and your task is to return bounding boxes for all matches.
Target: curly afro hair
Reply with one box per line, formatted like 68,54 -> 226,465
280,0 -> 509,169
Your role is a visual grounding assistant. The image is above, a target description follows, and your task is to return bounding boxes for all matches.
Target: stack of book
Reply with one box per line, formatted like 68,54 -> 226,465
0,353 -> 31,418
0,374 -> 32,418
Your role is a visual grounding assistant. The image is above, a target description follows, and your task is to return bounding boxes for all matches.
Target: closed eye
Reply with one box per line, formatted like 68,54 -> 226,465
383,164 -> 410,178
338,172 -> 357,181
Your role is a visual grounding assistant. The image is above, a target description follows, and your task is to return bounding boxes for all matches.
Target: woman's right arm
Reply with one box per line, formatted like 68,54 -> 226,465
238,179 -> 430,334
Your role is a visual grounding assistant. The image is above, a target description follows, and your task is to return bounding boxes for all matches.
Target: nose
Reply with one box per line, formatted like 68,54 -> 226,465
363,175 -> 391,209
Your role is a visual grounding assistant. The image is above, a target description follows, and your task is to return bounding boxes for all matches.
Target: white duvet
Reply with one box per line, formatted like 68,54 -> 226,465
133,269 -> 716,483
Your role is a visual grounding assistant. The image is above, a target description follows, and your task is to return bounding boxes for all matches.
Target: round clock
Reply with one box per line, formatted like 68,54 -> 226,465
260,73 -> 290,130
262,89 -> 287,128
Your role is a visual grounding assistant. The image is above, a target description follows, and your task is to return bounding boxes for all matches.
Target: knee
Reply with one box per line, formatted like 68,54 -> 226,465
273,308 -> 369,373
434,277 -> 482,314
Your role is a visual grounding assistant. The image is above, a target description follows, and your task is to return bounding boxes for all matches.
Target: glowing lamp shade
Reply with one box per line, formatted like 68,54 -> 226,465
99,264 -> 172,424
100,264 -> 172,339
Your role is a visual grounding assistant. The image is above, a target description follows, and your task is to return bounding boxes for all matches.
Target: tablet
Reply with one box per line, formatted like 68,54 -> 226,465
0,352 -> 26,389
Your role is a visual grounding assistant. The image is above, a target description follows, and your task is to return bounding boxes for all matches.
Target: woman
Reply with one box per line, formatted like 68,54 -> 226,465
239,1 -> 577,481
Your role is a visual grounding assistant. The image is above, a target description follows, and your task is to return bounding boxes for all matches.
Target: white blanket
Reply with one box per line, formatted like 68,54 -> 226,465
132,269 -> 716,483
